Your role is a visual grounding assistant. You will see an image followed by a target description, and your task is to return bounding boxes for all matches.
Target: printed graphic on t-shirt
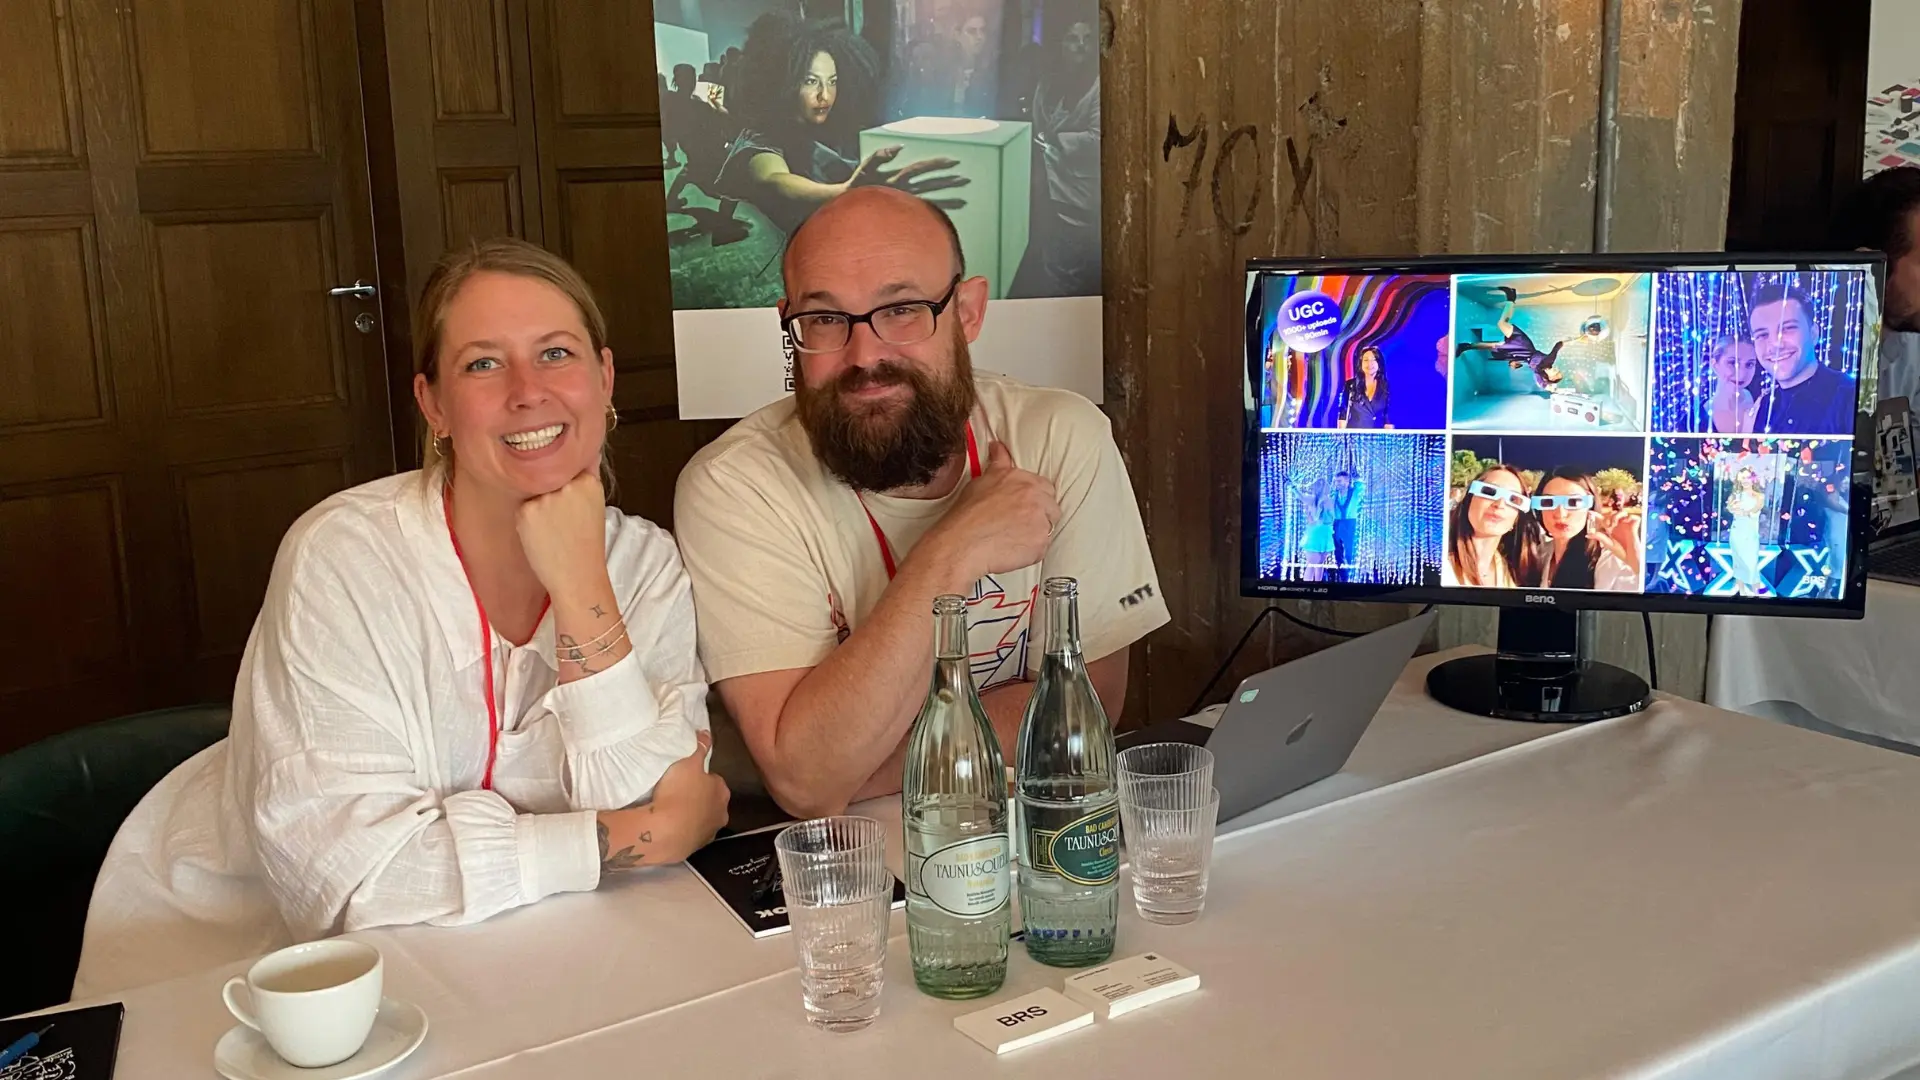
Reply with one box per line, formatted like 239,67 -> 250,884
966,575 -> 1036,691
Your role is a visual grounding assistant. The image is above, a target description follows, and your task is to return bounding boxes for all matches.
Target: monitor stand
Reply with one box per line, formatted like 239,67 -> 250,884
1425,608 -> 1650,723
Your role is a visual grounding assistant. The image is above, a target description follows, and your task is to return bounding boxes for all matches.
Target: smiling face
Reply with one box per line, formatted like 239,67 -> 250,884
413,271 -> 613,502
1539,476 -> 1592,541
782,188 -> 986,491
1468,468 -> 1523,538
796,50 -> 838,125
1360,349 -> 1381,378
1712,339 -> 1758,390
1749,296 -> 1815,385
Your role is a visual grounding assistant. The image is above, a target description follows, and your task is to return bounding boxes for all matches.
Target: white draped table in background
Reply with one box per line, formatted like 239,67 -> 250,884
58,648 -> 1920,1079
1708,577 -> 1920,750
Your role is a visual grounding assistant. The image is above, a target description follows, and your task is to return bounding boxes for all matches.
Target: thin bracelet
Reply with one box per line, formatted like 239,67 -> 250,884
557,613 -> 627,654
559,629 -> 629,665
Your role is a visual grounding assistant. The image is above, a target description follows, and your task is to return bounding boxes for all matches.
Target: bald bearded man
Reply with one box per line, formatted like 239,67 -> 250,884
674,188 -> 1167,818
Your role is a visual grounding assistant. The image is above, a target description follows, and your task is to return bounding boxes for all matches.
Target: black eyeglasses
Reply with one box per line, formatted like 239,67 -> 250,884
781,276 -> 963,354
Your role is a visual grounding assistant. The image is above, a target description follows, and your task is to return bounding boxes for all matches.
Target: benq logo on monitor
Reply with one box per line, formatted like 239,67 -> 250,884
1524,593 -> 1557,605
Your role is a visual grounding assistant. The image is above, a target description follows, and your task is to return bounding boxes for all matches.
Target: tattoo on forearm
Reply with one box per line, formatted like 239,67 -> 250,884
557,633 -> 585,665
591,603 -> 606,618
598,819 -> 647,872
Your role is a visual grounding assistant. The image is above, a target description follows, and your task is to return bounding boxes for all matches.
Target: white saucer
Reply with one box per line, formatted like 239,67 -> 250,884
214,997 -> 428,1080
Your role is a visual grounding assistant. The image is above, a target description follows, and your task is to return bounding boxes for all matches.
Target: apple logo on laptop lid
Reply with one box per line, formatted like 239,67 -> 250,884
1285,715 -> 1313,745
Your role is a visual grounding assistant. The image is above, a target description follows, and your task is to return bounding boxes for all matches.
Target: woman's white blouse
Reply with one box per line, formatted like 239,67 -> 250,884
72,470 -> 708,996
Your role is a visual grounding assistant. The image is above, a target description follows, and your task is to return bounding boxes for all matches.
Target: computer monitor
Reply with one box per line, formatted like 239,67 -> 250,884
1240,253 -> 1885,721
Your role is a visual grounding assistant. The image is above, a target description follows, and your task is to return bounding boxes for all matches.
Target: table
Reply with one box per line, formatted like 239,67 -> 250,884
64,649 -> 1920,1079
1708,577 -> 1920,751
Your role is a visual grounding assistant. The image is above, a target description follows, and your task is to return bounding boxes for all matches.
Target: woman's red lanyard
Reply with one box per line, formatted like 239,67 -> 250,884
856,425 -> 982,578
442,485 -> 549,790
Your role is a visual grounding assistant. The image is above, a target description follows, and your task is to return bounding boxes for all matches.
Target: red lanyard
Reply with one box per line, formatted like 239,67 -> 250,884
857,425 -> 982,579
442,485 -> 549,790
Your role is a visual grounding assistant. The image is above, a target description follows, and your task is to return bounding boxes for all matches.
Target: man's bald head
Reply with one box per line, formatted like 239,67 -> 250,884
781,187 -> 965,300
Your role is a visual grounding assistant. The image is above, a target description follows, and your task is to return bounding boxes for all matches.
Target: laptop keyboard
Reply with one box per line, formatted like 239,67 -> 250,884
1873,538 -> 1920,582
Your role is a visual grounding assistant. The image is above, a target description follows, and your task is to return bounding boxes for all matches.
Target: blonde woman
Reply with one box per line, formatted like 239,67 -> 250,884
74,239 -> 730,996
1726,466 -> 1768,595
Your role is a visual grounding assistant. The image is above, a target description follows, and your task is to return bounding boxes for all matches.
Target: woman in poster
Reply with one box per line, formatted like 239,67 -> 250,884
713,13 -> 968,235
1726,466 -> 1768,595
1530,468 -> 1641,591
1297,479 -> 1336,581
1446,463 -> 1540,587
1708,333 -> 1761,435
1339,346 -> 1393,429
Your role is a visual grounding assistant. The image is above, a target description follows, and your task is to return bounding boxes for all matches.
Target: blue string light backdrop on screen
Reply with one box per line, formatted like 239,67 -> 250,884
1651,270 -> 1868,433
1257,432 -> 1446,586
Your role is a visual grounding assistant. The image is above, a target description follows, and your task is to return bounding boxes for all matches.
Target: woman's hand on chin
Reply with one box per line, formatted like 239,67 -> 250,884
515,468 -> 609,600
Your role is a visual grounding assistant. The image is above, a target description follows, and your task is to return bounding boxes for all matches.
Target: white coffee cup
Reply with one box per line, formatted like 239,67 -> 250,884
222,939 -> 382,1068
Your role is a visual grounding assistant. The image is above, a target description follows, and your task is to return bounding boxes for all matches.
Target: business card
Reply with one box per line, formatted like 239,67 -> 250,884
953,988 -> 1095,1054
1061,951 -> 1201,1018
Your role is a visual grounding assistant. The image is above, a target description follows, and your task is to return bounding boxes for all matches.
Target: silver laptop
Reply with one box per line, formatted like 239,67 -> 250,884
1117,610 -> 1435,825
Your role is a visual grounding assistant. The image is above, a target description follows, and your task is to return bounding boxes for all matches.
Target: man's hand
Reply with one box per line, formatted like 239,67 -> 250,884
516,469 -> 609,602
917,442 -> 1060,584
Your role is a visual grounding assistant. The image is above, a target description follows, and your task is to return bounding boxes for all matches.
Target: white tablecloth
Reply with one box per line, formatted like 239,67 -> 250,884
1708,578 -> 1920,749
58,649 -> 1920,1079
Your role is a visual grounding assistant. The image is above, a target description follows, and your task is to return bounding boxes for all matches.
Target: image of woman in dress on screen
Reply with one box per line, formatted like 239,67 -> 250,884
1726,466 -> 1768,595
1528,468 -> 1642,591
1339,346 -> 1393,429
1709,333 -> 1761,435
1445,464 -> 1540,587
1297,478 -> 1336,580
713,13 -> 968,236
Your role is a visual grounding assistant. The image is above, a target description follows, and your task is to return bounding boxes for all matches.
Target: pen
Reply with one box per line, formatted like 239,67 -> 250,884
0,1025 -> 52,1070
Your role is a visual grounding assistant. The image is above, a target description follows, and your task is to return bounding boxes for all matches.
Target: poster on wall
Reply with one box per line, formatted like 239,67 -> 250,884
1866,0 -> 1920,176
653,0 -> 1105,419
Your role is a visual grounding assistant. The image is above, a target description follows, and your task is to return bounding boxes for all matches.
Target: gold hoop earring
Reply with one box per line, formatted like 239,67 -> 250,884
432,431 -> 451,459
605,402 -> 619,433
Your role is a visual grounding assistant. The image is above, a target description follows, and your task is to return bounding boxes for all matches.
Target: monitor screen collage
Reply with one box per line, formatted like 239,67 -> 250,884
1243,264 -> 1874,607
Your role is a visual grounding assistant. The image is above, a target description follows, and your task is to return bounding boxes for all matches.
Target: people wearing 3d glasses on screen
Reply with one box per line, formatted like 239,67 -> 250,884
1526,468 -> 1641,591
1444,464 -> 1539,587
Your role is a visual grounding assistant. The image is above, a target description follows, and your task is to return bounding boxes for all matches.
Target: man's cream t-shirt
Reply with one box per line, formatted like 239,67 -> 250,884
673,373 -> 1169,695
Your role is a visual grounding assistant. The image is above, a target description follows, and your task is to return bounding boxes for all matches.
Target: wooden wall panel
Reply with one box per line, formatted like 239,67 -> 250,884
440,166 -> 523,244
554,171 -> 678,413
0,221 -> 109,430
429,0 -> 512,120
545,2 -> 654,120
176,454 -> 351,662
0,480 -> 131,699
0,0 -> 84,164
131,0 -> 322,157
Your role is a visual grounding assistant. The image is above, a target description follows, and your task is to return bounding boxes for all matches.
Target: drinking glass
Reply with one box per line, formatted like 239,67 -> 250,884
1117,778 -> 1221,925
774,816 -> 892,1031
1116,742 -> 1214,807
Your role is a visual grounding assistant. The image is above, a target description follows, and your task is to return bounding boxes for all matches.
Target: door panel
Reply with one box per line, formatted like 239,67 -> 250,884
131,0 -> 321,158
0,0 -> 392,750
175,453 -> 351,671
148,212 -> 345,414
0,220 -> 111,430
0,0 -> 85,164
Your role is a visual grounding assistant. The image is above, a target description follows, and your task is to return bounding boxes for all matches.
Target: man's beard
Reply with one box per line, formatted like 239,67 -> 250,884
796,336 -> 977,492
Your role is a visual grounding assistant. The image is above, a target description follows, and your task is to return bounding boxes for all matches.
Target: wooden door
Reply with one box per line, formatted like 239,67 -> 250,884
0,0 -> 393,750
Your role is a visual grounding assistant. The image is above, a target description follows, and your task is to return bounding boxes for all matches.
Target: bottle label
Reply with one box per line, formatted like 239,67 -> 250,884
1029,805 -> 1121,886
909,834 -> 1012,917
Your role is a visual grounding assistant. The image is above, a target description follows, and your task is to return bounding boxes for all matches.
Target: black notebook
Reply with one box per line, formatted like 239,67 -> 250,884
687,826 -> 906,938
0,1002 -> 124,1080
